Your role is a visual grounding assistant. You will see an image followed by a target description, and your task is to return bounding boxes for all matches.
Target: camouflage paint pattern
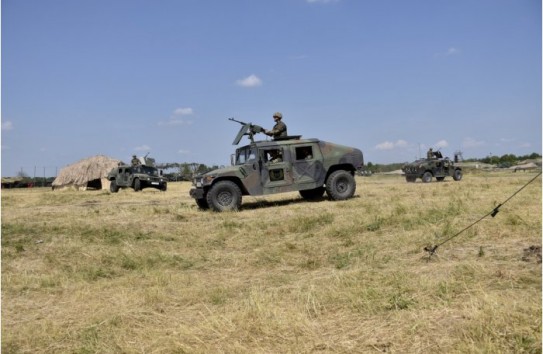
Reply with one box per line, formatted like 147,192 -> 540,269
108,164 -> 167,191
401,156 -> 462,183
189,137 -> 363,200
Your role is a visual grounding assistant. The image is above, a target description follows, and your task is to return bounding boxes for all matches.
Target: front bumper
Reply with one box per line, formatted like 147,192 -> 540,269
189,188 -> 205,199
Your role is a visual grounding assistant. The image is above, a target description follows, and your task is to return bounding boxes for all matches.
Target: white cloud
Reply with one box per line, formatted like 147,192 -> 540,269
445,47 -> 459,56
1,121 -> 14,131
462,137 -> 485,149
375,141 -> 395,150
135,145 -> 151,151
174,107 -> 193,116
236,74 -> 262,88
434,140 -> 449,149
178,149 -> 190,155
159,108 -> 194,126
435,47 -> 461,58
375,140 -> 409,151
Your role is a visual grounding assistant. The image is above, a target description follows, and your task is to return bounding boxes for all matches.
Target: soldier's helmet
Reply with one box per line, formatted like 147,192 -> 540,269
273,112 -> 282,119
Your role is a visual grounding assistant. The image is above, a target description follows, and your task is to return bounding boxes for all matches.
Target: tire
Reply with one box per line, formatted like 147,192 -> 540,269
453,169 -> 463,181
161,182 -> 168,192
206,180 -> 242,212
422,171 -> 433,183
299,186 -> 325,200
133,178 -> 141,192
195,197 -> 209,210
110,180 -> 119,193
325,170 -> 356,201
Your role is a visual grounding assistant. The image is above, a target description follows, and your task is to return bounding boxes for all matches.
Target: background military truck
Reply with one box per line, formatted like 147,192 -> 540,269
189,119 -> 364,211
401,150 -> 462,183
108,155 -> 167,192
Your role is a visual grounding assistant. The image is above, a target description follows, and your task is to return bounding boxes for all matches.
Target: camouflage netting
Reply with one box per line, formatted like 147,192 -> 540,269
52,155 -> 122,190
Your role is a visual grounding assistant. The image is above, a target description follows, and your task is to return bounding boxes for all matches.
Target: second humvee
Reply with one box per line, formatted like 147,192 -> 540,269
189,119 -> 364,211
401,150 -> 462,183
107,156 -> 167,192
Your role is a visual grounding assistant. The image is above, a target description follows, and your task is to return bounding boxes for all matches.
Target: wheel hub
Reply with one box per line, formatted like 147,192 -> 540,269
217,191 -> 233,206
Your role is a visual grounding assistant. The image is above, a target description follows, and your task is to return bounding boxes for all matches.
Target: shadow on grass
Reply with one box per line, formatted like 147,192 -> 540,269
241,194 -> 360,210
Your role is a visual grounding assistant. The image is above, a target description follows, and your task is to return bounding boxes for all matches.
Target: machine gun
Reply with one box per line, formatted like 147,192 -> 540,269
228,117 -> 266,145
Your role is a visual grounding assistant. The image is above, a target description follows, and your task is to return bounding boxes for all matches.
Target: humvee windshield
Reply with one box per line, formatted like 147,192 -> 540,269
133,165 -> 160,176
235,146 -> 257,165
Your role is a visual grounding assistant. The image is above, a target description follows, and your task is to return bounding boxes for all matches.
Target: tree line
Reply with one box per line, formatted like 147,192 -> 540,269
365,152 -> 541,173
5,152 -> 540,187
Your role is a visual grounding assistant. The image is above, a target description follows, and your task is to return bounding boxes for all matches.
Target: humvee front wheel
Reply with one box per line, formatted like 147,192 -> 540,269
422,172 -> 433,183
299,186 -> 325,200
326,170 -> 356,200
453,169 -> 463,181
206,181 -> 242,212
133,178 -> 141,192
110,180 -> 119,193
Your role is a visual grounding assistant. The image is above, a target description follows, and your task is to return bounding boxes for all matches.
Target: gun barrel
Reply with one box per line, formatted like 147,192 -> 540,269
228,117 -> 247,125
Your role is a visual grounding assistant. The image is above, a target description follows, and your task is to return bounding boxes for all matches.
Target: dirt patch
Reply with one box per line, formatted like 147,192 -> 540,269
522,245 -> 542,264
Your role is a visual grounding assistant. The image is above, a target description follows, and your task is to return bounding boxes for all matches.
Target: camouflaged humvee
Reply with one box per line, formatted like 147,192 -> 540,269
107,156 -> 167,192
401,151 -> 462,183
189,120 -> 364,211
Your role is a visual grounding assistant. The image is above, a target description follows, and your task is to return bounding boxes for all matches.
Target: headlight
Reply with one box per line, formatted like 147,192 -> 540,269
203,176 -> 215,184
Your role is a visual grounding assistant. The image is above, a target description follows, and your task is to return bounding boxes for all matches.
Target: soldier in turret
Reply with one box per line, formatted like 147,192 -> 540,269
427,148 -> 434,159
131,155 -> 140,166
263,112 -> 287,139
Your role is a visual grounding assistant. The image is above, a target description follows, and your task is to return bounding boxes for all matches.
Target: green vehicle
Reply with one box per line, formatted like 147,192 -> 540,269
189,119 -> 364,211
401,151 -> 462,183
107,155 -> 167,192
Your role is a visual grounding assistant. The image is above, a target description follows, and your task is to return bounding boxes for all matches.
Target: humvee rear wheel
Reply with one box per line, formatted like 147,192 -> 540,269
422,172 -> 433,183
326,170 -> 356,200
453,169 -> 463,181
299,186 -> 325,200
206,181 -> 242,212
133,178 -> 141,191
110,181 -> 119,193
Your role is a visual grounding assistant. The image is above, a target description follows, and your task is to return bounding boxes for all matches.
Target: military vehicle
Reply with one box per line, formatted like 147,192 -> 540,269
401,150 -> 462,183
107,155 -> 167,192
189,118 -> 364,211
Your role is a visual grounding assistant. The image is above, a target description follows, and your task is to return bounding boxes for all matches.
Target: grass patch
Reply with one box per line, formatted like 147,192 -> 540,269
2,174 -> 541,353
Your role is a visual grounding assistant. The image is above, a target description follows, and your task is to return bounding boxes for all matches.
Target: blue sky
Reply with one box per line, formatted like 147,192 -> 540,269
2,0 -> 541,177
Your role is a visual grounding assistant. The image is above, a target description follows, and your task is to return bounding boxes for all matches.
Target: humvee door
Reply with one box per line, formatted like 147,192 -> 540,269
260,147 -> 294,193
290,144 -> 324,187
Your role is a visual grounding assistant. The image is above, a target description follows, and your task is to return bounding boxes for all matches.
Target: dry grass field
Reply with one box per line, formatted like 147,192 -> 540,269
2,172 -> 541,353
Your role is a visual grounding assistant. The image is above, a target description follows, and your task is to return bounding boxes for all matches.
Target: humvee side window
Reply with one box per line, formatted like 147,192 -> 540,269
264,149 -> 283,163
235,147 -> 257,165
295,146 -> 313,160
